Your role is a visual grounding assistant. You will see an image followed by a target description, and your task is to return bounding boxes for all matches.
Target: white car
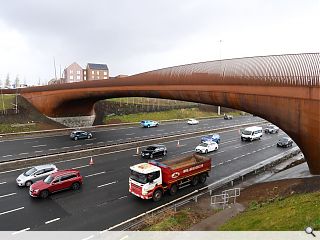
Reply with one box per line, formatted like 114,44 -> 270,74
187,119 -> 199,125
195,142 -> 218,154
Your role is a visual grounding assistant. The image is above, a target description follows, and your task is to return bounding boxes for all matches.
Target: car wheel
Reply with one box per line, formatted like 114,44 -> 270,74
72,182 -> 80,190
191,175 -> 199,186
199,173 -> 207,184
215,147 -> 218,151
205,149 -> 208,154
169,184 -> 178,196
152,189 -> 163,202
163,151 -> 167,156
87,135 -> 91,139
25,181 -> 32,187
241,137 -> 244,141
74,136 -> 78,141
40,190 -> 49,199
147,125 -> 150,128
150,154 -> 154,159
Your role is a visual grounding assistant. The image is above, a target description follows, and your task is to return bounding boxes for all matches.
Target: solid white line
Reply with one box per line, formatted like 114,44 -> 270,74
81,235 -> 94,240
0,181 -> 7,185
2,155 -> 13,157
12,227 -> 30,235
85,171 -> 105,178
97,181 -> 117,188
0,207 -> 24,216
0,192 -> 16,198
32,144 -> 46,148
72,164 -> 90,169
118,195 -> 128,200
45,218 -> 60,224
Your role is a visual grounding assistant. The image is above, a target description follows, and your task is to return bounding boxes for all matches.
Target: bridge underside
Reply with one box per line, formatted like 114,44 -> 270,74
17,53 -> 320,174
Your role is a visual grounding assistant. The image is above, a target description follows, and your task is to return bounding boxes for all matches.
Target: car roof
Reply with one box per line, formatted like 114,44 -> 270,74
149,144 -> 165,148
280,137 -> 291,140
50,169 -> 79,178
34,164 -> 56,170
244,126 -> 262,131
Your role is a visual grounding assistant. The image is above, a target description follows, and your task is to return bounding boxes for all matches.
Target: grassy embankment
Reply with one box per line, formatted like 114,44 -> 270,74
143,191 -> 320,231
104,108 -> 241,124
0,94 -> 39,133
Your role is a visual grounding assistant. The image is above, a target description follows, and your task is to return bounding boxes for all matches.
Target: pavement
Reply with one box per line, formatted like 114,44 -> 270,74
188,152 -> 319,231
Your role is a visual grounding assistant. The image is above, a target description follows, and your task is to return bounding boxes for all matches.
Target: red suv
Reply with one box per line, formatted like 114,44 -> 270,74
29,169 -> 83,198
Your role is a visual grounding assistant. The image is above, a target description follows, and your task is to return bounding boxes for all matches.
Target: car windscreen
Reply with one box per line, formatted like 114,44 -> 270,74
279,138 -> 288,143
44,175 -> 54,184
242,130 -> 252,135
146,146 -> 157,151
130,170 -> 148,184
24,167 -> 37,176
199,143 -> 208,147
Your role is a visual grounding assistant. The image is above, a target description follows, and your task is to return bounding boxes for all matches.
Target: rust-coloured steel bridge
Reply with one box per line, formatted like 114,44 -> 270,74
3,53 -> 320,173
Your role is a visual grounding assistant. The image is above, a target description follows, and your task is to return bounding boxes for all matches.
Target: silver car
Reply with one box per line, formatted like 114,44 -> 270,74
16,164 -> 58,187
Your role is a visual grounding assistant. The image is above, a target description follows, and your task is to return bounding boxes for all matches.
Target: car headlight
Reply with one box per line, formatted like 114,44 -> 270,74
34,189 -> 40,194
17,178 -> 21,182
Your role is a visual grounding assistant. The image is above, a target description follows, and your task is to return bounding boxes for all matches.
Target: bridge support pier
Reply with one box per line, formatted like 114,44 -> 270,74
49,115 -> 96,128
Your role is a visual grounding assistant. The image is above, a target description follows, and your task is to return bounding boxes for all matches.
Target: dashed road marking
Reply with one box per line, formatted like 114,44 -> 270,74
19,153 -> 28,155
97,181 -> 117,188
45,218 -> 60,224
0,181 -> 7,185
0,192 -> 16,198
32,144 -> 46,148
12,227 -> 30,235
2,155 -> 12,158
72,164 -> 90,169
0,206 -> 24,216
85,172 -> 106,178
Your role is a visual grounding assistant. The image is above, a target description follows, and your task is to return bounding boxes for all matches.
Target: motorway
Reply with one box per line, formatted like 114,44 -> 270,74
0,116 -> 296,231
0,116 -> 262,162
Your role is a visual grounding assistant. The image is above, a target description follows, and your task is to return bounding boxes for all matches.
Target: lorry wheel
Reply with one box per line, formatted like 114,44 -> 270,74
152,189 -> 163,202
169,184 -> 178,196
191,175 -> 199,186
199,173 -> 207,184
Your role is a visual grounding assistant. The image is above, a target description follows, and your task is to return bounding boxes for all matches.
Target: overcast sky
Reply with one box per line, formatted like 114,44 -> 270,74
0,0 -> 319,85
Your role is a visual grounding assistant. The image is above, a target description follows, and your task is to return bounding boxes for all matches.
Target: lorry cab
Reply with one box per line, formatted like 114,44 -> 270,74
129,163 -> 162,200
241,126 -> 263,141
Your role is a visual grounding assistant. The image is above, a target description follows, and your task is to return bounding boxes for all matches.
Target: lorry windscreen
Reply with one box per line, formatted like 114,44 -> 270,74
242,130 -> 252,135
130,170 -> 148,184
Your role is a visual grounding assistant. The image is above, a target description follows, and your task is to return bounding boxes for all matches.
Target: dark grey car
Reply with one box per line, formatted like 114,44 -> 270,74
70,130 -> 92,140
277,137 -> 293,148
141,145 -> 167,159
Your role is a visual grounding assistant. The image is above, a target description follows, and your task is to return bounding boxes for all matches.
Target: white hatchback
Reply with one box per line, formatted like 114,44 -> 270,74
187,119 -> 199,125
195,142 -> 218,154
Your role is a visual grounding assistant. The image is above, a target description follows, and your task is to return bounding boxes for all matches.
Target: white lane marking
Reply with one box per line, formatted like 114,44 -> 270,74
0,192 -> 16,198
218,162 -> 223,165
72,164 -> 90,169
118,195 -> 128,200
86,143 -> 93,146
35,150 -> 43,153
97,181 -> 117,188
180,150 -> 194,155
12,227 -> 30,235
45,218 -> 60,224
0,206 -> 24,216
85,172 -> 106,178
0,181 -> 7,185
81,235 -> 94,240
19,153 -> 28,155
226,160 -> 232,162
62,146 -> 70,149
125,133 -> 135,136
32,144 -> 46,148
49,148 -> 57,151
2,155 -> 13,157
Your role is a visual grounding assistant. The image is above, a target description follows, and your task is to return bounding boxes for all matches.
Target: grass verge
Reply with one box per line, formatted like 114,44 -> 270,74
219,192 -> 320,230
104,108 -> 240,124
0,94 -> 15,110
0,123 -> 38,134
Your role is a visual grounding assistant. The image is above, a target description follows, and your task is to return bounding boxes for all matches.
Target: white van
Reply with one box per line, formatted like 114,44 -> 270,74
241,126 -> 263,141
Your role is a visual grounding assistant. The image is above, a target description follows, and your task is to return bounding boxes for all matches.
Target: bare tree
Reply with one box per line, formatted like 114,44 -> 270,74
5,74 -> 10,88
15,75 -> 20,88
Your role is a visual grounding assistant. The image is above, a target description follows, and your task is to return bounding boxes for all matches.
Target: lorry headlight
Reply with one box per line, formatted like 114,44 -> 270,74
142,189 -> 148,195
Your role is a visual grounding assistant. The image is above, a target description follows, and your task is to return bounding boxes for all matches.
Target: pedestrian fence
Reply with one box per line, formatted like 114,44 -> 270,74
211,188 -> 241,209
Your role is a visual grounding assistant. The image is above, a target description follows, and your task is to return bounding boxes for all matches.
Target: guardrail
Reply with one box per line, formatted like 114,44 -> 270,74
0,120 -> 267,171
105,146 -> 300,231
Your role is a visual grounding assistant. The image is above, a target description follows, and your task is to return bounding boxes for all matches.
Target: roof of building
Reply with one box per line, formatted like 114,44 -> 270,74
87,63 -> 109,70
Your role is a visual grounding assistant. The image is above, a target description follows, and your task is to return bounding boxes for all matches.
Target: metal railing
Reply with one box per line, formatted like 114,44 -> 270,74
211,188 -> 241,209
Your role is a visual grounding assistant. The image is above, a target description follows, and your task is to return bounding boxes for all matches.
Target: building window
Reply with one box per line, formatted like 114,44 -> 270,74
97,71 -> 100,75
77,75 -> 80,80
92,76 -> 95,79
84,71 -> 86,75
92,70 -> 94,74
104,71 -> 107,75
84,76 -> 86,80
97,76 -> 100,79
77,70 -> 80,74
70,70 -> 73,74
70,75 -> 73,80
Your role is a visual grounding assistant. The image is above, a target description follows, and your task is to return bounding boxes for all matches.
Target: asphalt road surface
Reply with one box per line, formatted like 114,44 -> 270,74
0,116 -> 262,162
0,119 -> 295,231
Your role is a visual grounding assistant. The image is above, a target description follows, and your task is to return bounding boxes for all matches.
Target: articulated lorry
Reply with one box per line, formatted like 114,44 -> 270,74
129,154 -> 211,201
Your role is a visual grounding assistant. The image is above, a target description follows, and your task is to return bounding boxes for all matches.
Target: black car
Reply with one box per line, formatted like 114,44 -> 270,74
141,145 -> 167,159
224,114 -> 233,120
70,130 -> 92,140
277,137 -> 293,148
